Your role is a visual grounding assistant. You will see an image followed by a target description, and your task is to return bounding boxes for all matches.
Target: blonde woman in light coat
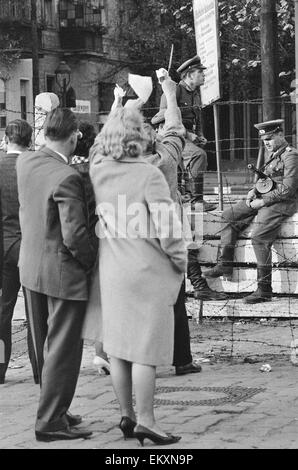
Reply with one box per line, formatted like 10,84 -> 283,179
88,100 -> 187,446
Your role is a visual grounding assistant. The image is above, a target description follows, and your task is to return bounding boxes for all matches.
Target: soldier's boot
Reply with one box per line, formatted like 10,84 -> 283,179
189,173 -> 217,212
243,267 -> 272,304
187,249 -> 228,301
202,264 -> 233,281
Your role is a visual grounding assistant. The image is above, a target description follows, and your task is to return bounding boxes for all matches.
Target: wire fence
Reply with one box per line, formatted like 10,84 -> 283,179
1,98 -> 296,162
2,97 -> 298,369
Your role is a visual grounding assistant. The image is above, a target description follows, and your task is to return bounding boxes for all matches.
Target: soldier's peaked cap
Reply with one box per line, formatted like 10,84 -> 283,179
254,119 -> 284,138
177,55 -> 207,75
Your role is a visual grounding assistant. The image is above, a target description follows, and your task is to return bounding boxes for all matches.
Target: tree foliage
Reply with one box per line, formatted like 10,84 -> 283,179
122,0 -> 295,100
0,33 -> 21,74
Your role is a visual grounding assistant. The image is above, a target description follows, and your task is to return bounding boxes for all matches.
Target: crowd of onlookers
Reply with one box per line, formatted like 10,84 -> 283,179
1,54 -> 295,447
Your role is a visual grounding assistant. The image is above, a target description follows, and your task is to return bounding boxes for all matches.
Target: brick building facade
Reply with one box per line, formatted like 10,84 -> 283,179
0,0 -> 136,137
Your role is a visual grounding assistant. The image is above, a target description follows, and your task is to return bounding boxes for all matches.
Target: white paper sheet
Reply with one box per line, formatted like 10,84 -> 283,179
128,73 -> 153,104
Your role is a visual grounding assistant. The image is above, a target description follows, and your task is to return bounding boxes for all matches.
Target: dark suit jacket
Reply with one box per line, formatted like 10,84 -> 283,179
16,146 -> 97,301
0,152 -> 23,287
70,161 -> 98,252
0,152 -> 22,248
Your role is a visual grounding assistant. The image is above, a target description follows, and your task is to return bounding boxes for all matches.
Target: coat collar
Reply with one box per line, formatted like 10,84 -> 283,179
99,155 -> 148,164
4,152 -> 20,158
179,80 -> 199,94
39,146 -> 69,165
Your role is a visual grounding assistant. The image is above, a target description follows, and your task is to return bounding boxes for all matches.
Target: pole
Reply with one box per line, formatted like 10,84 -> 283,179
168,44 -> 174,72
213,103 -> 223,210
255,143 -> 265,178
260,0 -> 279,121
62,78 -> 67,108
295,0 -> 298,149
31,0 -> 40,100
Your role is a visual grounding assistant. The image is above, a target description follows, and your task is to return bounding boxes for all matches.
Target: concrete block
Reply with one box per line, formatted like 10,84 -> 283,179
186,267 -> 298,294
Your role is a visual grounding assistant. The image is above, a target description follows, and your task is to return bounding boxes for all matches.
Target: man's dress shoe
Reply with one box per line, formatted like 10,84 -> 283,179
35,427 -> 92,442
175,362 -> 202,376
66,412 -> 82,427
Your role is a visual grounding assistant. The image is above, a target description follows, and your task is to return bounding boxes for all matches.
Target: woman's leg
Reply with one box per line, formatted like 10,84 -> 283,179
95,341 -> 108,362
132,363 -> 167,436
109,356 -> 135,420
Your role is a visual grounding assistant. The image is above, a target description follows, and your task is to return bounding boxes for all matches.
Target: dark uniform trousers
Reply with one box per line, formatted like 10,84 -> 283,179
0,241 -> 38,381
218,199 -> 297,287
23,288 -> 86,433
173,280 -> 192,367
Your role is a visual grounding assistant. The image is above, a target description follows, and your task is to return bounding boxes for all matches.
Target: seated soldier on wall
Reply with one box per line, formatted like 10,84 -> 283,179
203,119 -> 298,304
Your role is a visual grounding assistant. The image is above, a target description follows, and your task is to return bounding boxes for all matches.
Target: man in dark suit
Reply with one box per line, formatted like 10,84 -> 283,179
17,108 -> 97,442
0,120 -> 38,385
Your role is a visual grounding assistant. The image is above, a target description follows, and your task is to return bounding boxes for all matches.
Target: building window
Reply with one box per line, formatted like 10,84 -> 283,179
20,80 -> 29,121
98,82 -> 115,112
46,75 -> 55,93
0,117 -> 6,129
75,4 -> 84,18
44,0 -> 55,26
0,79 -> 6,129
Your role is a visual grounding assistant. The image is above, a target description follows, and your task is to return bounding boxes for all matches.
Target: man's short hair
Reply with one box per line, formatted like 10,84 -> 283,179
44,108 -> 78,141
74,121 -> 97,157
5,119 -> 32,147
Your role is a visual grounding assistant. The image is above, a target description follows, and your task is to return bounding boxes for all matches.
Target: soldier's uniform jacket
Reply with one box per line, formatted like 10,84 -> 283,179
159,80 -> 204,138
260,143 -> 298,206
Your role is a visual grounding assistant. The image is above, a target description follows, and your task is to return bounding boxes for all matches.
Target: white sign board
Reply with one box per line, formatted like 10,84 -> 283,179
71,100 -> 91,114
193,0 -> 220,106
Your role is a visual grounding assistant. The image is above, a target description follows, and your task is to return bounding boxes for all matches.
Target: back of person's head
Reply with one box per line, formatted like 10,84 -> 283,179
90,107 -> 145,161
44,107 -> 78,142
5,119 -> 32,148
74,121 -> 97,157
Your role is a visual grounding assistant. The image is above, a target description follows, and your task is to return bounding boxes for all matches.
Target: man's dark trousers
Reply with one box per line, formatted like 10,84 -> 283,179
0,241 -> 38,381
24,288 -> 86,432
173,280 -> 192,367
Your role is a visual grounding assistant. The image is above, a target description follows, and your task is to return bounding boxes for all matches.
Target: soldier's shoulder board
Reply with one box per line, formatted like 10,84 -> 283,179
283,146 -> 298,154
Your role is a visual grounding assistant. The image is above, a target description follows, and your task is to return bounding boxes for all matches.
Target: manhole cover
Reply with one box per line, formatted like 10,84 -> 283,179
153,386 -> 265,406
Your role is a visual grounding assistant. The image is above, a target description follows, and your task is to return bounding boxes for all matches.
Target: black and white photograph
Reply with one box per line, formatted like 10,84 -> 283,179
0,0 -> 298,455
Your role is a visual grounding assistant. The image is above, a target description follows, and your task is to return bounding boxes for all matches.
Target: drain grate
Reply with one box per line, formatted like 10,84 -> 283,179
153,386 -> 266,406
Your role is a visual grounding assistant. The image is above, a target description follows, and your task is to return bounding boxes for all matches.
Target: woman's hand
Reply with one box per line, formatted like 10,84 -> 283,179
111,84 -> 126,110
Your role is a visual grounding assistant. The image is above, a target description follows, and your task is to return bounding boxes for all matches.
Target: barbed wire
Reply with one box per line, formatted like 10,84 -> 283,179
0,97 -> 295,118
3,99 -> 298,369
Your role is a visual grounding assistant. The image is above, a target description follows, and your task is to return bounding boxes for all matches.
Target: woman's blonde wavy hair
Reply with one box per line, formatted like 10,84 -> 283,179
90,107 -> 146,162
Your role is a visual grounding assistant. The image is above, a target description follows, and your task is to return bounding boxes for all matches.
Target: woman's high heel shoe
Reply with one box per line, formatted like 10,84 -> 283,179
119,416 -> 137,439
134,424 -> 181,446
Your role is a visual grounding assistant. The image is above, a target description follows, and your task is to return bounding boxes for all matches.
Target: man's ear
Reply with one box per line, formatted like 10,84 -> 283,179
69,133 -> 77,146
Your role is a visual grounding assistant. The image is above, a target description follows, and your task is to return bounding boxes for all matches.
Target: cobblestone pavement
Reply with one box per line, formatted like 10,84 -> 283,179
1,295 -> 298,451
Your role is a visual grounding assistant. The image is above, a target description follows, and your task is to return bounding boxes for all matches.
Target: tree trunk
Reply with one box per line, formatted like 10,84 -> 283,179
260,0 -> 280,121
31,0 -> 40,100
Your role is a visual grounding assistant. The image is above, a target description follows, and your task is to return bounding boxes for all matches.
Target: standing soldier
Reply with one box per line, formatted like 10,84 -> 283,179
158,55 -> 217,212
